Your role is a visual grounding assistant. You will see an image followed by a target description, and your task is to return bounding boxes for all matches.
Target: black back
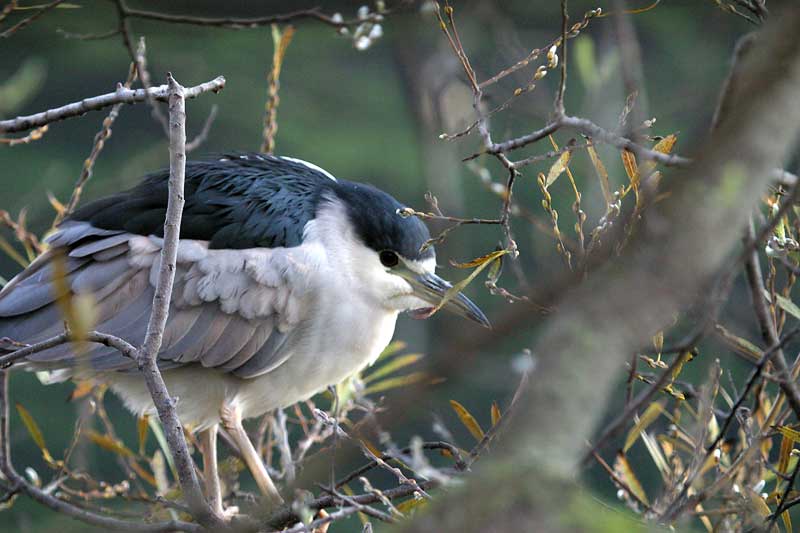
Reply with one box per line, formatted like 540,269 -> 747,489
69,153 -> 434,260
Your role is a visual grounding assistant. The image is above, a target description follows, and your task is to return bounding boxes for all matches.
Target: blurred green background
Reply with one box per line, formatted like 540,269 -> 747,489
0,0 -> 793,530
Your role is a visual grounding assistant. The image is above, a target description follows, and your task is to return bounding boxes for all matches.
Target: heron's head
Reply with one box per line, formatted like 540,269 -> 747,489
320,181 -> 490,328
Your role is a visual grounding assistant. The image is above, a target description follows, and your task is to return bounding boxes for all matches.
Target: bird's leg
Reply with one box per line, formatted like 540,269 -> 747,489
198,425 -> 227,517
220,404 -> 284,505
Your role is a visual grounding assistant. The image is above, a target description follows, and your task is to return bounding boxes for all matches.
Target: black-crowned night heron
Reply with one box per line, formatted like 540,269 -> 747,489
0,153 -> 488,513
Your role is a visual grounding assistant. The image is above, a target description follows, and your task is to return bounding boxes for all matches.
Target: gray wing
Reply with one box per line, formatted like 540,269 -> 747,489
0,221 -> 318,379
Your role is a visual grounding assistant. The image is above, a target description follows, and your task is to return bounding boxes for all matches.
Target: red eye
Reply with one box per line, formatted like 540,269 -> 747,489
379,250 -> 399,267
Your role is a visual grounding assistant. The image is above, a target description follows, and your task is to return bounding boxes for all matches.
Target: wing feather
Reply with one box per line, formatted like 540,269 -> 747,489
0,220 -> 316,379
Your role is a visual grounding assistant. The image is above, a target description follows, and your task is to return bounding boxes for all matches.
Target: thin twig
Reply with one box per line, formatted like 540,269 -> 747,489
0,0 -> 63,38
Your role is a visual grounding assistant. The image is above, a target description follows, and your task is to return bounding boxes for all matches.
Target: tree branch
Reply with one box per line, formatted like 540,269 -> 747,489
132,74 -> 221,527
0,76 -> 225,134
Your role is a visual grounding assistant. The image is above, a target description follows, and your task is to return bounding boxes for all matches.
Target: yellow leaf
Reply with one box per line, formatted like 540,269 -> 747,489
614,452 -> 649,505
450,249 -> 509,269
450,400 -> 485,442
395,496 -> 427,514
363,353 -> 424,384
491,402 -> 502,427
359,438 -> 383,459
621,149 -> 639,186
52,252 -> 96,343
776,426 -> 800,444
426,250 -> 507,318
16,403 -> 54,465
544,150 -> 571,188
587,143 -> 613,205
641,134 -> 677,176
623,400 -> 665,453
779,434 -> 793,475
782,510 -> 792,533
86,430 -> 135,457
137,415 -> 149,456
129,461 -> 157,487
46,192 -> 65,216
68,380 -> 94,401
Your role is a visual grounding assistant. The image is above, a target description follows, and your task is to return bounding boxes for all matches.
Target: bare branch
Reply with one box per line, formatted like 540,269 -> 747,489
0,0 -> 63,38
133,73 -> 221,526
0,76 -> 226,134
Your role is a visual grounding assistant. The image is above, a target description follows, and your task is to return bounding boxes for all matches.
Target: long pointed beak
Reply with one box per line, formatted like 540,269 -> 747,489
405,271 -> 491,328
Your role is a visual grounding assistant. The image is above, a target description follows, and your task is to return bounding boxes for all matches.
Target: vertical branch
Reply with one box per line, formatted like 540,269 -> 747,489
135,74 -> 219,526
261,24 -> 295,154
743,219 -> 800,418
555,0 -> 568,117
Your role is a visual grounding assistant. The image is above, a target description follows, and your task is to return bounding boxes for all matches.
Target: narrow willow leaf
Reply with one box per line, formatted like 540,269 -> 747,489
544,150 -> 571,188
451,249 -> 509,269
16,403 -> 54,465
363,372 -> 431,395
449,400 -> 485,442
342,484 -> 369,525
427,250 -> 508,317
621,149 -> 639,186
779,435 -> 793,478
641,430 -> 671,482
623,400 -> 665,452
129,461 -> 157,487
137,415 -> 149,456
782,510 -> 792,533
641,134 -> 678,176
359,438 -> 383,459
776,426 -> 800,444
86,430 -> 135,457
376,340 -> 408,361
775,294 -> 800,321
587,143 -> 613,205
491,402 -> 502,427
714,324 -> 762,362
747,489 -> 771,518
614,452 -> 649,505
0,234 -> 28,268
395,496 -> 427,514
363,353 -> 424,384
148,416 -> 176,477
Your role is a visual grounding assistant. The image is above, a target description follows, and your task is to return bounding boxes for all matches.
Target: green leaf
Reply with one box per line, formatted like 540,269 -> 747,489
775,294 -> 800,321
363,372 -> 432,395
148,416 -> 176,478
574,36 -> 597,90
363,353 -> 424,384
